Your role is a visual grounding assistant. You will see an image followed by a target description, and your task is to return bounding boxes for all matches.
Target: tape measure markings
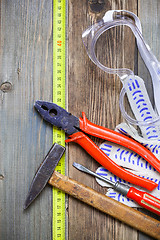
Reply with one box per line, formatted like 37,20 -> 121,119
53,0 -> 66,239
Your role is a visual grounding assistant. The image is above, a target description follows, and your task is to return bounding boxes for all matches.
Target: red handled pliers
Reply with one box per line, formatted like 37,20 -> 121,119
35,101 -> 160,191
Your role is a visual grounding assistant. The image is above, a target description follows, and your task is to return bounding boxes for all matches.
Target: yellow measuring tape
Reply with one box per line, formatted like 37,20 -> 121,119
53,0 -> 66,239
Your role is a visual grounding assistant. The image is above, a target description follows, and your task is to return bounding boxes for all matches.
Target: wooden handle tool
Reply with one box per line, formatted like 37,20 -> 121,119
49,171 -> 160,240
24,143 -> 160,239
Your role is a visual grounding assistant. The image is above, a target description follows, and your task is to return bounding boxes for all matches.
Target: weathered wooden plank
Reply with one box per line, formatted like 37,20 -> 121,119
68,0 -> 139,239
1,1 -> 160,240
138,1 -> 160,240
138,0 -> 160,100
0,0 -> 53,239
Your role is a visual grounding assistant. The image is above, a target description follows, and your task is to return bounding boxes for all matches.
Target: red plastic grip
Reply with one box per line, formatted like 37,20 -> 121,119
65,131 -> 157,191
127,187 -> 160,215
79,112 -> 160,173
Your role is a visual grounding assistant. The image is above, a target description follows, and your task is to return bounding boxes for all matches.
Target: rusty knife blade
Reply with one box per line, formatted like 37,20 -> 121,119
24,143 -> 65,209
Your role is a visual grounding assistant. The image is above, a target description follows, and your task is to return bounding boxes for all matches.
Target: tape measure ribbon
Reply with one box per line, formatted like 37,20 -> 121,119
53,0 -> 66,239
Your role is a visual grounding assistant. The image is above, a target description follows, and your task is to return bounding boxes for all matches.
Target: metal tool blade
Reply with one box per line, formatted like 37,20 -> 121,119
73,162 -> 130,195
24,143 -> 65,209
73,162 -> 115,187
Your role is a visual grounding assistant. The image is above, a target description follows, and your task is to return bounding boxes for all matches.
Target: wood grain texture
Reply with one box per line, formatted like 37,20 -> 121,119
0,0 -> 53,239
138,1 -> 160,240
49,171 -> 160,239
68,0 -> 159,240
0,0 -> 160,240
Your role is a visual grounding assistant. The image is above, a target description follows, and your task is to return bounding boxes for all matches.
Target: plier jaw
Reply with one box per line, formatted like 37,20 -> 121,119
35,101 -> 80,135
35,101 -> 160,191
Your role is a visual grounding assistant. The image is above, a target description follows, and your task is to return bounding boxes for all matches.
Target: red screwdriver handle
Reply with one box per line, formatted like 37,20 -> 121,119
66,131 -> 157,191
127,187 -> 160,215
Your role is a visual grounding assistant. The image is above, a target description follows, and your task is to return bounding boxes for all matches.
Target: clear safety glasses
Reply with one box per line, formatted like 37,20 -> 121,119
82,10 -> 160,128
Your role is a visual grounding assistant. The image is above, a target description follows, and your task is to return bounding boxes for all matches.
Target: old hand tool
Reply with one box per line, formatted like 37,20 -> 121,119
34,101 -> 160,191
24,143 -> 160,239
24,143 -> 65,208
73,162 -> 160,216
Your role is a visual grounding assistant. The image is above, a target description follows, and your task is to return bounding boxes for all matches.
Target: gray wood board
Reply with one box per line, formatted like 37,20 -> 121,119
0,1 -> 53,239
0,0 -> 160,239
138,1 -> 160,240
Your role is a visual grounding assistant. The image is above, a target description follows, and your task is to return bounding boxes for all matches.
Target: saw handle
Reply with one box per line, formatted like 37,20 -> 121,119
49,171 -> 160,240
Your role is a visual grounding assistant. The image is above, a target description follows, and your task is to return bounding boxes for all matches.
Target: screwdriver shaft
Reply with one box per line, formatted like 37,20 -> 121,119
73,162 -> 115,187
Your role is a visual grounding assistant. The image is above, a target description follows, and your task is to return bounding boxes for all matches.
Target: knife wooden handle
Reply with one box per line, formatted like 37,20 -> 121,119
49,171 -> 160,240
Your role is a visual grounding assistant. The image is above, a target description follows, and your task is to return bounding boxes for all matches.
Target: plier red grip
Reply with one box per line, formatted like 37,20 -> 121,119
35,101 -> 159,191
